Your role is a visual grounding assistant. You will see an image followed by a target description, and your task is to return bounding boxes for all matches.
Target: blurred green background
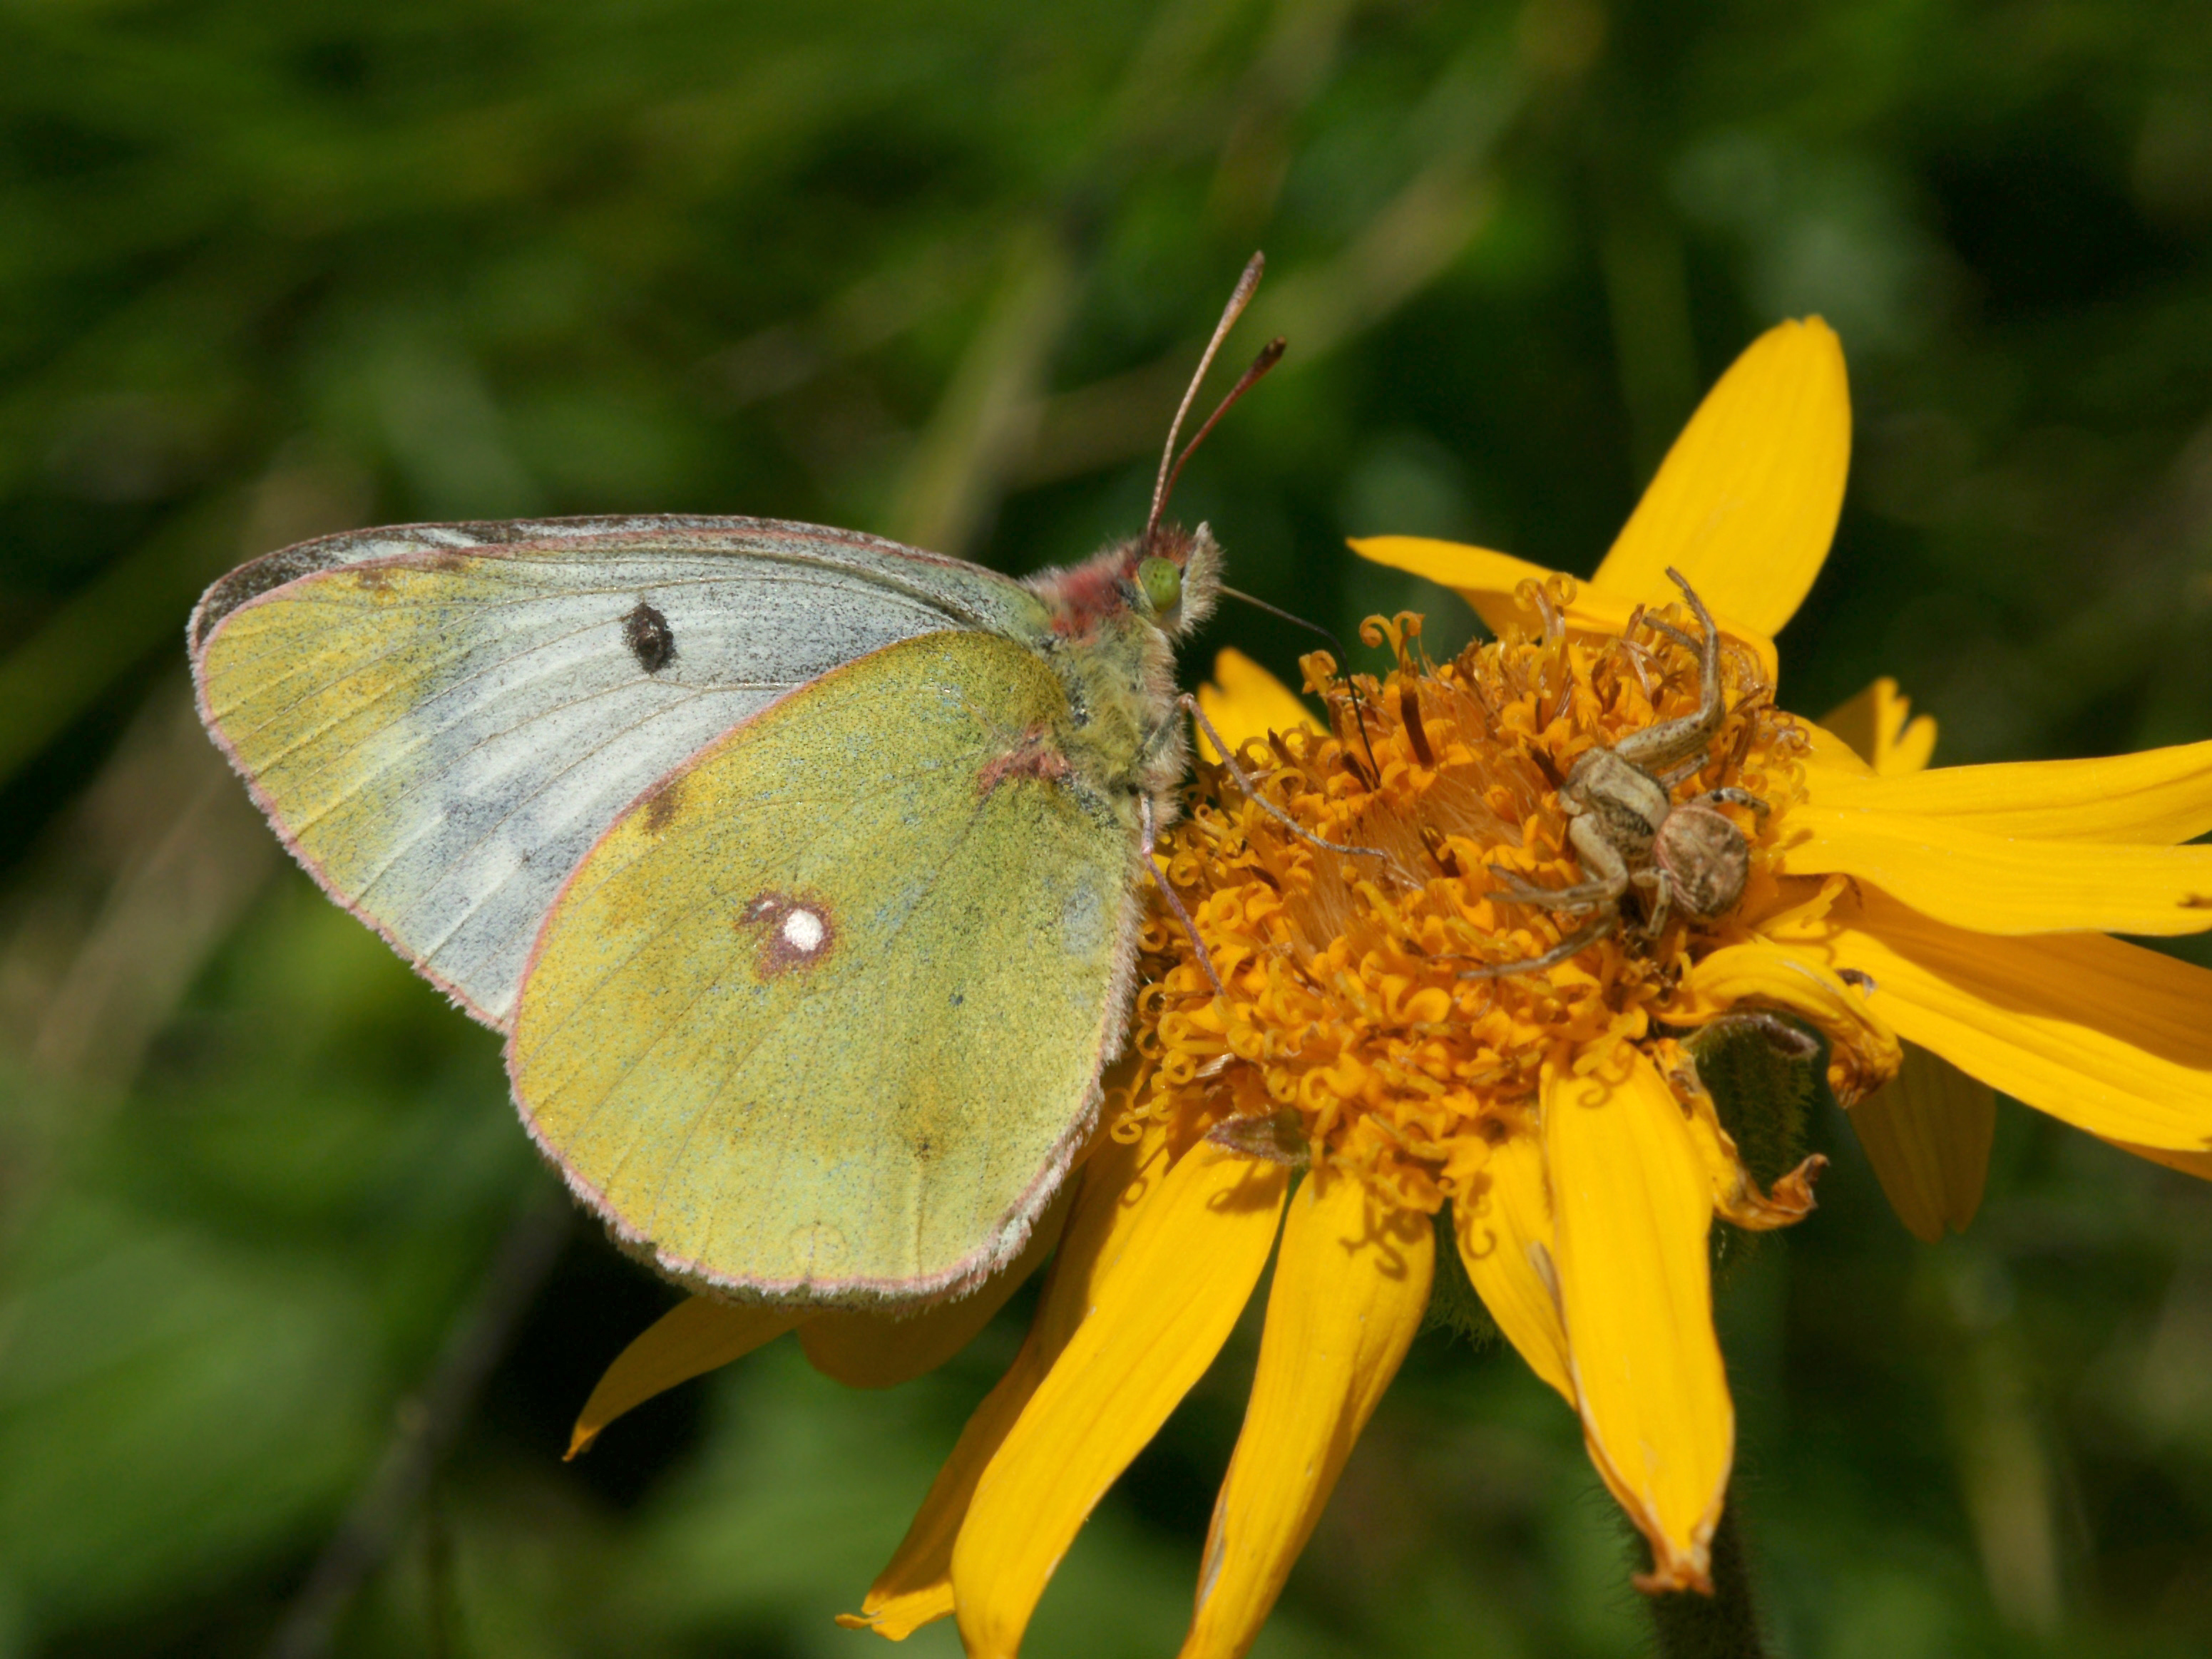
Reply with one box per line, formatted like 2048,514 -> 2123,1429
6,0 -> 2212,1654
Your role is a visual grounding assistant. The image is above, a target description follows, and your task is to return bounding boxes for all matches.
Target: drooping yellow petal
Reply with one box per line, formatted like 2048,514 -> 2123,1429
1802,737 -> 2212,846
1453,1130 -> 1572,1402
1777,806 -> 2212,936
2105,1139 -> 2212,1180
1659,940 -> 1900,1105
802,1186 -> 1075,1389
1348,536 -> 1779,679
1179,1173 -> 1433,1659
1545,1049 -> 1732,1593
843,1124 -> 1173,1640
1197,648 -> 1317,763
1786,886 -> 2212,1154
1819,677 -> 1937,777
566,1298 -> 799,1458
1848,1042 -> 1997,1243
952,1144 -> 1290,1659
1593,317 -> 1849,637
1676,1062 -> 1826,1232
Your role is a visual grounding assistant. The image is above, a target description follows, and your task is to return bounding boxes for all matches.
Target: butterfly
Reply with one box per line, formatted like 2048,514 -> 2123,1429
188,256 -> 1278,1308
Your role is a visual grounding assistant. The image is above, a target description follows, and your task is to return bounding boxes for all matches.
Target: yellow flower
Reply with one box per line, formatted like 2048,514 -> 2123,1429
1138,314 -> 2212,1616
566,319 -> 2212,1656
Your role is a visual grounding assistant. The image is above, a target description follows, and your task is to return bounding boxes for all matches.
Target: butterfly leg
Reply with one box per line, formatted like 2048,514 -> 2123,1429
1141,793 -> 1227,998
1178,694 -> 1393,863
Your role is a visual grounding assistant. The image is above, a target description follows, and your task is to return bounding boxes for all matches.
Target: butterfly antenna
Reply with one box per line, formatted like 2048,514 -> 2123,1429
1217,585 -> 1384,783
1147,251 -> 1266,543
1154,338 -> 1286,535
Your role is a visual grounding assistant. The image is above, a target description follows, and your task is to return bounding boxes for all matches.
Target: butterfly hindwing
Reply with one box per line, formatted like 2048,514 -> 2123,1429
506,629 -> 1138,1304
189,516 -> 1047,1027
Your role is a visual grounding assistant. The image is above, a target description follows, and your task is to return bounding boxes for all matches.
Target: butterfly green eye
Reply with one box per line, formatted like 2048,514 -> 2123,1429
1136,555 -> 1183,616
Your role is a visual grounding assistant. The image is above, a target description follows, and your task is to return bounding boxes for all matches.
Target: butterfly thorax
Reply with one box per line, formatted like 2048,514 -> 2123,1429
1020,523 -> 1222,819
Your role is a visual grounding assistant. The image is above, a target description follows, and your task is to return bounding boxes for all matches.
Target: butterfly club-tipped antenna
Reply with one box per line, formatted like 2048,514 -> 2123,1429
1145,252 -> 1281,549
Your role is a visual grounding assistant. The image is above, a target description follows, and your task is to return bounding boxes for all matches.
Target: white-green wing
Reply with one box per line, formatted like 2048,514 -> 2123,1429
189,515 -> 1048,1028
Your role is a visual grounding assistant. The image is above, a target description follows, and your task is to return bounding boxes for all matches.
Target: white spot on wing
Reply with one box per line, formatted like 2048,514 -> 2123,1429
782,908 -> 827,954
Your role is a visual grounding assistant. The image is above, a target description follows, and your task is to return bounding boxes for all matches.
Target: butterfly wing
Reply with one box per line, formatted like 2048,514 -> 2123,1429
189,515 -> 1045,1028
507,628 -> 1138,1305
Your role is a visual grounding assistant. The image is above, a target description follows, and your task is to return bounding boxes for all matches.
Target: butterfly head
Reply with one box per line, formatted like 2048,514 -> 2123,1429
1132,521 -> 1221,638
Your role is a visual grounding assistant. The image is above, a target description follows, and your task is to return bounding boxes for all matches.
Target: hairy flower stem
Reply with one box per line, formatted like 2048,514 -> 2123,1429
1643,1496 -> 1765,1659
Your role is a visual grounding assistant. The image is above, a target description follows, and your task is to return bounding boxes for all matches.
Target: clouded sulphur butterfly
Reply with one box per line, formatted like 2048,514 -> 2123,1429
190,257 -> 1276,1308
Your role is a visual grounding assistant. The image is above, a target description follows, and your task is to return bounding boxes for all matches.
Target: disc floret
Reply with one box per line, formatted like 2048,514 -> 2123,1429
1130,575 -> 1832,1213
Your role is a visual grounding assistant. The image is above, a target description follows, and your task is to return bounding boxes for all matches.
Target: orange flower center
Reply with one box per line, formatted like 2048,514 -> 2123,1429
1130,576 -> 1809,1213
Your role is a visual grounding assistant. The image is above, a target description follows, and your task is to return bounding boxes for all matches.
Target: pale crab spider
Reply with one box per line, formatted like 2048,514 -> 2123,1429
1463,567 -> 1767,980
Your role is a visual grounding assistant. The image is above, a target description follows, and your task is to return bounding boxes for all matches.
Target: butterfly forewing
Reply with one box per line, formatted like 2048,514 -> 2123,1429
190,516 -> 1047,1027
507,630 -> 1138,1305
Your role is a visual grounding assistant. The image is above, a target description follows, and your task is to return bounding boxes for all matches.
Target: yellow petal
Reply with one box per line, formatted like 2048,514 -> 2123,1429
1453,1131 -> 1572,1402
1819,677 -> 1937,777
2104,1139 -> 2212,1180
1180,1173 -> 1433,1659
802,1185 -> 1074,1389
952,1144 -> 1290,1659
844,1124 -> 1174,1640
566,1298 -> 798,1458
1776,805 -> 2212,936
1592,317 -> 1850,637
1660,940 -> 1900,1106
1350,538 -> 1592,641
1786,885 -> 2212,1154
1196,648 -> 1317,764
1802,722 -> 1875,777
1802,737 -> 2212,846
1546,1049 -> 1732,1593
1348,536 -> 1778,680
1848,1042 -> 1996,1243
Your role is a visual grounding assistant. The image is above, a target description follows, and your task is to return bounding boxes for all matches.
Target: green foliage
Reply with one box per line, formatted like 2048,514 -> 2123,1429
5,1 -> 2212,1655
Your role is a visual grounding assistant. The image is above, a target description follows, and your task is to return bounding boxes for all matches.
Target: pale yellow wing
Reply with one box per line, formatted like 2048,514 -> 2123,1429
507,630 -> 1139,1306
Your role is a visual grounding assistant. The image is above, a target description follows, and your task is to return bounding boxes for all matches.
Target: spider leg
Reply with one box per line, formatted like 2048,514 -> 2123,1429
1702,786 -> 1770,816
1637,866 -> 1672,938
1457,915 -> 1617,980
1485,866 -> 1622,913
1612,569 -> 1728,772
1488,815 -> 1632,913
1657,749 -> 1709,789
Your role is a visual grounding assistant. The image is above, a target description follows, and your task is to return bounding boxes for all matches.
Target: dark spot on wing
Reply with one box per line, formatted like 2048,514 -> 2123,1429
737,890 -> 838,980
624,601 -> 677,673
641,774 -> 685,834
